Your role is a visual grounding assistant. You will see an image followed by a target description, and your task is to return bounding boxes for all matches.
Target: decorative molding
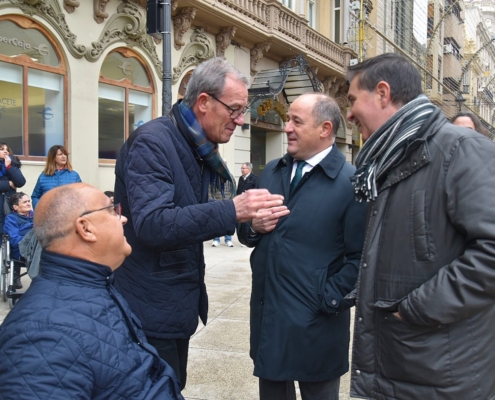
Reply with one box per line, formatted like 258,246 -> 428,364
171,0 -> 178,12
216,26 -> 236,58
172,7 -> 196,51
63,0 -> 80,13
7,0 -> 86,58
85,0 -> 163,79
327,77 -> 347,98
172,28 -> 214,84
94,0 -> 111,24
250,42 -> 270,76
322,76 -> 337,95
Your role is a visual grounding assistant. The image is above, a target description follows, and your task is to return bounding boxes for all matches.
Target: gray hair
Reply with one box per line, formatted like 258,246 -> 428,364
242,162 -> 253,169
34,186 -> 84,249
305,93 -> 341,135
183,57 -> 249,107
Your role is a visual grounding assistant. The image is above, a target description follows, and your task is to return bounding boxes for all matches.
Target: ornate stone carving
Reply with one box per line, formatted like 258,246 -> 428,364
63,0 -> 80,13
172,7 -> 197,51
216,26 -> 236,58
328,77 -> 347,98
85,0 -> 163,79
94,0 -> 111,24
171,0 -> 178,12
250,42 -> 270,76
7,0 -> 86,58
322,76 -> 337,95
172,28 -> 214,84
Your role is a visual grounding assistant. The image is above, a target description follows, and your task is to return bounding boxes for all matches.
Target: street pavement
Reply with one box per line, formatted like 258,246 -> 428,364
0,234 -> 356,399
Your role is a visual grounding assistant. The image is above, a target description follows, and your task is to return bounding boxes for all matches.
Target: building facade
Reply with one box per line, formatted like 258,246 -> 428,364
0,0 -> 354,194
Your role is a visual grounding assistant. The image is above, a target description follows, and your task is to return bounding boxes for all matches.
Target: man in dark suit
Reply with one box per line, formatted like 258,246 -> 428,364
237,162 -> 258,195
238,93 -> 367,400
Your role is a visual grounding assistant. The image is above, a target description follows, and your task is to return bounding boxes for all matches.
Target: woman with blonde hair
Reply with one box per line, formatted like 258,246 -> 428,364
0,142 -> 26,234
32,145 -> 81,208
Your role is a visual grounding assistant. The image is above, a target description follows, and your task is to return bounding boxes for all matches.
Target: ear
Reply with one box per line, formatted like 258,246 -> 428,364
75,217 -> 97,243
12,205 -> 19,212
196,93 -> 210,114
375,81 -> 393,108
320,121 -> 334,139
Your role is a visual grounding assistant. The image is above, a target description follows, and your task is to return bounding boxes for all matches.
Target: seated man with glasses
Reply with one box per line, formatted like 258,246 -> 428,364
0,183 -> 183,400
113,57 -> 287,389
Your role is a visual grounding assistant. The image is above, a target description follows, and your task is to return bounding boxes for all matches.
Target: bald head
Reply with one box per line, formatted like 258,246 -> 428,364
34,183 -> 92,249
34,183 -> 131,270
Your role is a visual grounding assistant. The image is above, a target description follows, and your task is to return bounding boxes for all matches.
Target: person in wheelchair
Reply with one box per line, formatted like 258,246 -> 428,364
3,192 -> 33,289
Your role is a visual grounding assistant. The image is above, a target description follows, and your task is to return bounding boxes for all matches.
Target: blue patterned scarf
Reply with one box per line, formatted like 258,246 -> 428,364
179,101 -> 236,197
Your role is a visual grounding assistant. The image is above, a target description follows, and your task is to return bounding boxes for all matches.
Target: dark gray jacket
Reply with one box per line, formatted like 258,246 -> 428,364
239,147 -> 367,381
351,108 -> 495,399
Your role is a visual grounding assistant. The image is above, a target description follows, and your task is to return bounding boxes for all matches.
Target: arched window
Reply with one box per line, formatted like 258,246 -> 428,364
0,16 -> 67,159
98,49 -> 155,160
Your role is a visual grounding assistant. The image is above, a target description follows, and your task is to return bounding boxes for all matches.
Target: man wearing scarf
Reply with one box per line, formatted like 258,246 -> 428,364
113,57 -> 286,390
348,53 -> 495,399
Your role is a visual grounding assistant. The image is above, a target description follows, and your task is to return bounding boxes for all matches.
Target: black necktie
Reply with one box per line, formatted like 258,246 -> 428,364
290,161 -> 307,195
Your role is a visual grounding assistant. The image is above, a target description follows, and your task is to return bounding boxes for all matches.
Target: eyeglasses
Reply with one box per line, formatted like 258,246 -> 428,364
208,94 -> 249,119
80,203 -> 122,220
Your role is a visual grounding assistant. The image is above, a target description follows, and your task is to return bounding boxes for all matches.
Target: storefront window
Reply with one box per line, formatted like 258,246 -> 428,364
98,49 -> 154,160
0,17 -> 66,158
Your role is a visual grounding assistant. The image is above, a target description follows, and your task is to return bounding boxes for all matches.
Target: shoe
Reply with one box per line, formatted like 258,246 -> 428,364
241,244 -> 247,247
226,241 -> 234,247
212,240 -> 220,247
14,281 -> 23,290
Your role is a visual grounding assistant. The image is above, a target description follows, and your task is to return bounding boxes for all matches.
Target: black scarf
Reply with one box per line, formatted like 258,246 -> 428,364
351,95 -> 435,202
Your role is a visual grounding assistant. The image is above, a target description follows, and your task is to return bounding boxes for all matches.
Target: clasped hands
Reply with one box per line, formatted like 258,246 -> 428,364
233,189 -> 290,233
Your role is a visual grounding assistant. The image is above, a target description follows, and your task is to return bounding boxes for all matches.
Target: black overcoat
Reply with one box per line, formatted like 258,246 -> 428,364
239,146 -> 367,381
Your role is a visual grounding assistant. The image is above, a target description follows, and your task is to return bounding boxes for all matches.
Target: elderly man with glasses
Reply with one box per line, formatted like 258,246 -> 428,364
113,57 -> 286,390
0,183 -> 183,399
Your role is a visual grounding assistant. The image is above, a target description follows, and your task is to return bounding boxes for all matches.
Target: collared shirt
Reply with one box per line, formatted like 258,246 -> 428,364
241,172 -> 251,180
290,145 -> 333,182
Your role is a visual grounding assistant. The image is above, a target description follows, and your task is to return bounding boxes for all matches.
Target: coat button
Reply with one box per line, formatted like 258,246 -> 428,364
412,161 -> 417,166
331,299 -> 337,306
372,210 -> 377,216
362,263 -> 368,268
260,299 -> 264,305
358,317 -> 363,322
399,172 -> 404,176
356,370 -> 361,376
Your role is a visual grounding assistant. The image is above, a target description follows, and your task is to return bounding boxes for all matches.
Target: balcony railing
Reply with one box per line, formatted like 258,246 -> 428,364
184,0 -> 350,73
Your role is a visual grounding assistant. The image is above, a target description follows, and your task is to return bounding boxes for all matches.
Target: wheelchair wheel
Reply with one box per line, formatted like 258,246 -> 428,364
8,296 -> 17,308
1,237 -> 7,302
0,269 -> 6,302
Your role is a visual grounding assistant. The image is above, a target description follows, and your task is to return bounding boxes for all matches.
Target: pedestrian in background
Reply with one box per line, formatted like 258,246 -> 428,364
31,145 -> 81,209
451,111 -> 482,132
0,142 -> 26,234
237,162 -> 258,195
347,53 -> 495,399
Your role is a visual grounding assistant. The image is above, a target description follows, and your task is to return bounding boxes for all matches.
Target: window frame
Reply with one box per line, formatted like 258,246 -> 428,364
0,15 -> 68,161
333,0 -> 341,44
98,48 -> 156,163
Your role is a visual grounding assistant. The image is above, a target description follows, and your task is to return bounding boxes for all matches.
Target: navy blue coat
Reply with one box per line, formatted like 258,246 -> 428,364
0,158 -> 26,234
0,251 -> 183,400
113,102 -> 236,339
3,210 -> 34,259
238,147 -> 367,381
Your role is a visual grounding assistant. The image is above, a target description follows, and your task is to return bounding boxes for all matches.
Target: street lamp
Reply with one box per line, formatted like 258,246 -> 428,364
455,93 -> 466,112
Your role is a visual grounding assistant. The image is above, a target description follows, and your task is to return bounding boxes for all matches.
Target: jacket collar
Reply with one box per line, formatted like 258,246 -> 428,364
40,250 -> 113,288
273,146 -> 346,198
273,145 -> 345,179
379,108 -> 446,192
